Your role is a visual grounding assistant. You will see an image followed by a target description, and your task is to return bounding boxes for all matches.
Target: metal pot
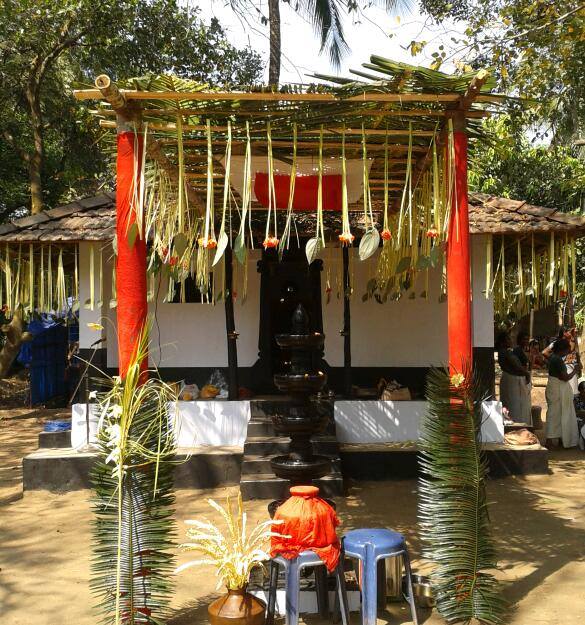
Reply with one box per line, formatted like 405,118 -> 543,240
402,575 -> 436,609
208,588 -> 266,625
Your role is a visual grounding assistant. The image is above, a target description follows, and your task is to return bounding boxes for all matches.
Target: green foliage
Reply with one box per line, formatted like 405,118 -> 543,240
420,1 -> 585,144
470,118 -> 585,212
419,367 -> 505,624
91,327 -> 179,624
0,0 -> 263,219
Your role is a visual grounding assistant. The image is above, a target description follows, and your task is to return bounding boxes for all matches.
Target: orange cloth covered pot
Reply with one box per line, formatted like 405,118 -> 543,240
270,485 -> 341,572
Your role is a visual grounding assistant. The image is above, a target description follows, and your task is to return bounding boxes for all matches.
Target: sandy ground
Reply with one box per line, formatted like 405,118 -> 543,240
2,402 -> 585,624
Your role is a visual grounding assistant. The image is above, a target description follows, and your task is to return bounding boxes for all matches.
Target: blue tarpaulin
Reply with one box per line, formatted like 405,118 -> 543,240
19,317 -> 68,405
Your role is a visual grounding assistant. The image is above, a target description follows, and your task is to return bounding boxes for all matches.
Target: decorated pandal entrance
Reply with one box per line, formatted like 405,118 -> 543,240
8,58 -> 573,492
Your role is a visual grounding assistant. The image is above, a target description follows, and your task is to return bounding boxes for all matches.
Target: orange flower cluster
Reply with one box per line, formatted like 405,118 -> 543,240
426,227 -> 439,239
169,256 -> 178,266
381,229 -> 392,241
338,232 -> 354,246
198,236 -> 217,249
263,236 -> 279,249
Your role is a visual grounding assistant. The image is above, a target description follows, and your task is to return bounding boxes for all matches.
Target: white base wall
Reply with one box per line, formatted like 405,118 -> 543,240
334,400 -> 504,444
72,399 -> 503,448
71,400 -> 251,448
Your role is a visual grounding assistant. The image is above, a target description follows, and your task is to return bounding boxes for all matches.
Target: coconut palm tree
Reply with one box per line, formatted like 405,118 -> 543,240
230,0 -> 411,85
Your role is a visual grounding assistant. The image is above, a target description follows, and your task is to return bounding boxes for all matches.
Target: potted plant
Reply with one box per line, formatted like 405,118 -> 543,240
177,494 -> 283,625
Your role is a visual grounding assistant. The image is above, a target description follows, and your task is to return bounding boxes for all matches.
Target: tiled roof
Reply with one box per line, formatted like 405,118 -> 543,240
0,190 -> 583,243
468,192 -> 585,234
0,193 -> 115,242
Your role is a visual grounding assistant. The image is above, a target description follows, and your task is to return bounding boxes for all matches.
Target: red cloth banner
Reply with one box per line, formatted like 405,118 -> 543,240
116,131 -> 148,378
254,173 -> 342,211
270,485 -> 341,572
447,130 -> 472,372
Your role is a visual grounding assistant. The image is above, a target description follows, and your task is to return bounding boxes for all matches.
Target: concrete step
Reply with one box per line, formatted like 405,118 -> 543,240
246,420 -> 275,437
240,473 -> 345,500
241,455 -> 342,476
23,446 -> 243,491
38,429 -> 71,449
243,436 -> 339,457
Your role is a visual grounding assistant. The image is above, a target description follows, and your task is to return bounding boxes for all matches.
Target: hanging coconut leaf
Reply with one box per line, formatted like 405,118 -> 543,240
173,232 -> 188,258
395,256 -> 412,274
306,237 -> 324,265
358,228 -> 380,261
233,233 -> 246,266
213,231 -> 229,267
127,222 -> 139,249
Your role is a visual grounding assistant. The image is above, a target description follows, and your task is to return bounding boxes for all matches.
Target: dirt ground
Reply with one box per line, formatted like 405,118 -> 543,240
2,403 -> 585,624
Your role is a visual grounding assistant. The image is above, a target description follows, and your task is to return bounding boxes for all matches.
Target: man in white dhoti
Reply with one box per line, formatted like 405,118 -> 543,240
497,332 -> 532,424
546,338 -> 580,449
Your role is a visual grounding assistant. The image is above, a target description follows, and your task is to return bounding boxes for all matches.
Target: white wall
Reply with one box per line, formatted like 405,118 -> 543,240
321,247 -> 448,367
105,249 -> 261,369
471,234 -> 495,348
100,237 -> 493,370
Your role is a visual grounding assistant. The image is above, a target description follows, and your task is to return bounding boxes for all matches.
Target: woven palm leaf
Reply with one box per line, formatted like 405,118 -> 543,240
418,366 -> 505,624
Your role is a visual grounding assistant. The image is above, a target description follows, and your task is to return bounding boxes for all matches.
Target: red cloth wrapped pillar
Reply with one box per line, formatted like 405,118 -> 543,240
270,486 -> 341,572
446,120 -> 472,373
116,130 -> 148,378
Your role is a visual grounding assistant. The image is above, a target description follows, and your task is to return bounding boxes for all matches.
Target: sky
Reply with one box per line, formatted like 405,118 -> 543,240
195,1 -> 466,84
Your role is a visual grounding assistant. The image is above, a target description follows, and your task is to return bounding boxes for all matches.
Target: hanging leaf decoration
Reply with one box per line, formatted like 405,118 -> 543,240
395,256 -> 412,274
173,232 -> 188,258
358,228 -> 380,261
306,237 -> 323,265
213,231 -> 229,267
233,233 -> 246,266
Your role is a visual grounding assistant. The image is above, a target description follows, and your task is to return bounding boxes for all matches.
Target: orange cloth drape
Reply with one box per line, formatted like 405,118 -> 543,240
270,485 -> 341,572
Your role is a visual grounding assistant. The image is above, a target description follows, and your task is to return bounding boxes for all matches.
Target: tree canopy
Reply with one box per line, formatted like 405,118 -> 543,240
0,0 -> 263,221
420,1 -> 585,145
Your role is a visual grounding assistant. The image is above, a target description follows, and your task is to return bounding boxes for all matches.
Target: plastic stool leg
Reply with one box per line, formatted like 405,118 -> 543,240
285,558 -> 300,625
402,551 -> 419,625
315,564 -> 329,617
266,560 -> 279,625
376,558 -> 387,610
362,544 -> 378,625
335,561 -> 350,625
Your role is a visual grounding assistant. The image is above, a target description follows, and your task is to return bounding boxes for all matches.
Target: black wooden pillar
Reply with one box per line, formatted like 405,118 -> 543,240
224,247 -> 239,399
342,246 -> 352,397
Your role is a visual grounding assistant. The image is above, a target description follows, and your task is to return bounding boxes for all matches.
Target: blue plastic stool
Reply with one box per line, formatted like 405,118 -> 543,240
343,529 -> 418,625
266,550 -> 350,625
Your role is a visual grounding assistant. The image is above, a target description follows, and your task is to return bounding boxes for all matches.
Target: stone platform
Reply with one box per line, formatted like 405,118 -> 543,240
23,441 -> 547,492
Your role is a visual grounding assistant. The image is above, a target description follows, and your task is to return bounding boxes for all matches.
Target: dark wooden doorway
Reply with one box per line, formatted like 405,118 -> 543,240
252,246 -> 323,393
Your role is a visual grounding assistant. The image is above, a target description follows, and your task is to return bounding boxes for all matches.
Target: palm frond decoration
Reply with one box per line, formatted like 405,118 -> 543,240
418,366 -> 505,624
90,325 -> 179,625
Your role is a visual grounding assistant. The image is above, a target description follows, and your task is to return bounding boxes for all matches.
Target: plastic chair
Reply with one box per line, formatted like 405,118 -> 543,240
266,550 -> 350,625
343,528 -> 418,625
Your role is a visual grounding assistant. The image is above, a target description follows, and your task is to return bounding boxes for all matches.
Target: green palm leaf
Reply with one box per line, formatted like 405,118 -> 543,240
418,366 -> 506,624
90,329 -> 178,625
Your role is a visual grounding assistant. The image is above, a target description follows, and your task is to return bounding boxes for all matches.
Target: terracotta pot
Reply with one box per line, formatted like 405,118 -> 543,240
208,588 -> 266,625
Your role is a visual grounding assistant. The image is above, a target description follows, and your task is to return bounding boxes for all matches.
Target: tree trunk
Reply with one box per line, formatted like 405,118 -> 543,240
0,308 -> 33,379
268,0 -> 281,86
25,81 -> 44,214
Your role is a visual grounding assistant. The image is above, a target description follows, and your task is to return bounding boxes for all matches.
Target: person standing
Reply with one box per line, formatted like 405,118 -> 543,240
497,332 -> 532,424
546,338 -> 580,448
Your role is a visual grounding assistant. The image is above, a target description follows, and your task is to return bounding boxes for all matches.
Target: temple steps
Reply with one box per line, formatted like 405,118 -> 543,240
240,412 -> 345,500
241,454 -> 342,475
240,473 -> 344,501
243,435 -> 339,457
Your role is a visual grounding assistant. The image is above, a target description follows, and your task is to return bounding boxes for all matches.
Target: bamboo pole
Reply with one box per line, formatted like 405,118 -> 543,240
92,107 -> 491,119
75,89 -> 470,103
